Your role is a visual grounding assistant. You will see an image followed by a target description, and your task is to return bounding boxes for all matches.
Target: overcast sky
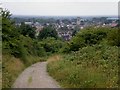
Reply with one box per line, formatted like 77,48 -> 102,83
2,0 -> 119,16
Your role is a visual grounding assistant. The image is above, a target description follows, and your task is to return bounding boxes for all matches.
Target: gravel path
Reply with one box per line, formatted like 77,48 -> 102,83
13,62 -> 60,88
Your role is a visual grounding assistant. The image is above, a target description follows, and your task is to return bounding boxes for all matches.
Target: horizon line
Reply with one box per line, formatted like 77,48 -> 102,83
12,14 -> 118,17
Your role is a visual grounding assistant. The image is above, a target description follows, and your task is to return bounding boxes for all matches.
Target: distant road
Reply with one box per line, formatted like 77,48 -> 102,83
13,62 -> 60,88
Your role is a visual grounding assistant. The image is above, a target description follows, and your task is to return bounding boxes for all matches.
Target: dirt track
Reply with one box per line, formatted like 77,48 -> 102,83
13,62 -> 60,88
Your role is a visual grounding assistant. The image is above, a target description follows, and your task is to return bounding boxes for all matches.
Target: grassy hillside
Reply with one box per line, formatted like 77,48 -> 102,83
48,45 -> 118,88
47,27 -> 119,88
2,54 -> 25,88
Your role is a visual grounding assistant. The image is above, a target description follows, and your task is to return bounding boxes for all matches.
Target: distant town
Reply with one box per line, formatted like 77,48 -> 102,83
13,16 -> 119,41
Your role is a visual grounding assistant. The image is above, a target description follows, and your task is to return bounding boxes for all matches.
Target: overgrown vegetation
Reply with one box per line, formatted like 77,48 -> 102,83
62,27 -> 119,52
2,9 -> 63,88
2,9 -> 119,88
38,26 -> 58,40
2,54 -> 25,88
47,27 -> 119,88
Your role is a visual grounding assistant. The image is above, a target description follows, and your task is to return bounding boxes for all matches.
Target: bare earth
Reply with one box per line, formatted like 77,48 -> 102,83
13,62 -> 60,88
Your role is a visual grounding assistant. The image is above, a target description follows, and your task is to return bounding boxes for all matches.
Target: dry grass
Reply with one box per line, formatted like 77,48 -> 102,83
47,54 -> 62,63
2,54 -> 46,88
6,57 -> 24,72
2,54 -> 25,88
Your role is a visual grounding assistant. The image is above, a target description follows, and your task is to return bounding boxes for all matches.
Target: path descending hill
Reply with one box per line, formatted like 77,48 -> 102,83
13,62 -> 60,88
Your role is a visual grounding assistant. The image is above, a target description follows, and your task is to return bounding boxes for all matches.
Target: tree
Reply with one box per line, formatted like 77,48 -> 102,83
38,26 -> 58,40
2,9 -> 19,41
72,26 -> 80,36
2,9 -> 22,56
19,22 -> 36,39
2,9 -> 12,19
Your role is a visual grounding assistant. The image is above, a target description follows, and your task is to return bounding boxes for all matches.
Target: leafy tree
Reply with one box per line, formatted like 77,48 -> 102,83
39,37 -> 64,53
2,9 -> 12,19
19,22 -> 36,38
38,26 -> 58,40
2,9 -> 25,58
2,9 -> 19,41
63,27 -> 109,52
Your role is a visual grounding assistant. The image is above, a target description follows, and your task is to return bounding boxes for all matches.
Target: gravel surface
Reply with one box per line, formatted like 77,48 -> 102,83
13,62 -> 60,88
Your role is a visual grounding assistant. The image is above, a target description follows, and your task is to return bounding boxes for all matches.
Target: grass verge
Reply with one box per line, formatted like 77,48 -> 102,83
2,54 -> 47,88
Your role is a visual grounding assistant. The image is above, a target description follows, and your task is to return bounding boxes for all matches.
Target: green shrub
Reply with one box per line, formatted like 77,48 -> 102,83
40,37 -> 64,53
107,28 -> 120,46
63,27 -> 116,52
47,45 -> 119,88
38,26 -> 58,40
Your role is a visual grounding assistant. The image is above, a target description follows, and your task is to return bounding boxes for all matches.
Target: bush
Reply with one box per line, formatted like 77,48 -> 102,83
47,27 -> 119,88
47,45 -> 119,88
40,37 -> 64,54
107,28 -> 120,46
63,27 -> 113,52
38,26 -> 58,40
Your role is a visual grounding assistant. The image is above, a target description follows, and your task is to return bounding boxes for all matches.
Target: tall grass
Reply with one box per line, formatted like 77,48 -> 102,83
2,54 -> 25,88
47,45 -> 119,88
2,54 -> 47,88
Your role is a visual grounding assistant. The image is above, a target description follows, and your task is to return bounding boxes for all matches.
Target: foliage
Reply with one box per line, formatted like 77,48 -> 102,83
2,9 -> 19,42
62,27 -> 116,52
19,22 -> 36,39
47,27 -> 119,88
17,35 -> 46,58
2,53 -> 46,88
2,9 -> 12,19
38,26 -> 58,40
2,9 -> 47,88
2,9 -> 47,58
2,54 -> 25,88
39,37 -> 64,54
2,9 -> 119,88
107,28 -> 120,46
47,45 -> 119,88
